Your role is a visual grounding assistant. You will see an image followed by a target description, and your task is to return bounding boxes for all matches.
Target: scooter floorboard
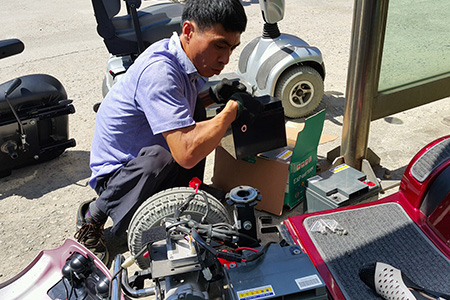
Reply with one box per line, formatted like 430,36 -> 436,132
290,202 -> 450,299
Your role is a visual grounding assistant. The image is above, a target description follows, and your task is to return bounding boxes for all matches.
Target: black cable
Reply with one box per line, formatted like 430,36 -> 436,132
136,243 -> 150,257
174,193 -> 196,220
62,276 -> 69,300
165,219 -> 188,230
199,190 -> 210,224
172,218 -> 242,246
211,222 -> 235,228
173,190 -> 210,224
244,242 -> 275,262
237,232 -> 260,247
67,269 -> 75,300
191,229 -> 217,256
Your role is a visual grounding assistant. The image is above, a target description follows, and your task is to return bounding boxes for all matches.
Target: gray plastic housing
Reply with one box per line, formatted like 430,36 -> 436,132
260,0 -> 285,24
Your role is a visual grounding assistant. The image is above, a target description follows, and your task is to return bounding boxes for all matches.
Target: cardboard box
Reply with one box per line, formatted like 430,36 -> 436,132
213,110 -> 326,215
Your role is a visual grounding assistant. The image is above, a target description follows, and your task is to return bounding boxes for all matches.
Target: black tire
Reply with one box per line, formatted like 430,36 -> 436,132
93,102 -> 101,113
127,187 -> 231,269
275,65 -> 324,118
101,76 -> 108,98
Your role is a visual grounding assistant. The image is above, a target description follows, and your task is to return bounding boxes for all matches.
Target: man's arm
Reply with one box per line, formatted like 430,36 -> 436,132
162,100 -> 238,169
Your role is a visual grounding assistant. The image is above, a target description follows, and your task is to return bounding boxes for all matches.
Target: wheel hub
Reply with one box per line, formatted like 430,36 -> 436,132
290,81 -> 314,108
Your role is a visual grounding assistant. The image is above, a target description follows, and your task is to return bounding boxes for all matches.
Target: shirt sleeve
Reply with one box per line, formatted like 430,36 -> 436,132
135,58 -> 195,135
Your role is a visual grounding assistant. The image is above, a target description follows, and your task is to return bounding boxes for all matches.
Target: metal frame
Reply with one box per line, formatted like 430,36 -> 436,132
340,0 -> 450,169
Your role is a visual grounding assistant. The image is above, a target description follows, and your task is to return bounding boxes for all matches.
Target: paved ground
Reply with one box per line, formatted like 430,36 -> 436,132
0,0 -> 449,289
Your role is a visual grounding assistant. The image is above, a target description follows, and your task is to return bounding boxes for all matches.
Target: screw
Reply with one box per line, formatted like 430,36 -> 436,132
34,155 -> 39,160
293,249 -> 301,255
243,221 -> 252,230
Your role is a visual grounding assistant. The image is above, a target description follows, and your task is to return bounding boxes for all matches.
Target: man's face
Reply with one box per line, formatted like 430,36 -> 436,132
183,22 -> 241,78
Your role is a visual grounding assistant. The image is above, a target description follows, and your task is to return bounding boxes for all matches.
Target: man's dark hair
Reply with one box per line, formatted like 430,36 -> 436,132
182,0 -> 247,33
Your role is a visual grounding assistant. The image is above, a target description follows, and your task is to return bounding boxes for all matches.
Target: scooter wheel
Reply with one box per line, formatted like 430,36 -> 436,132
275,65 -> 324,118
127,187 -> 231,269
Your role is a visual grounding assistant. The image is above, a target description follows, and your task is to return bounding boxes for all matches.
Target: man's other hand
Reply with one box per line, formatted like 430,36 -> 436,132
209,78 -> 247,104
231,92 -> 264,128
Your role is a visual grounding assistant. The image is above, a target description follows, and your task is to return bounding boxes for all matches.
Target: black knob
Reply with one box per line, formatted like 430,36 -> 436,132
96,275 -> 110,297
70,253 -> 91,274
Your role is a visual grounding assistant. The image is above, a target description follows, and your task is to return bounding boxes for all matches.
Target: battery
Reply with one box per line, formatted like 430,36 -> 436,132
225,243 -> 327,300
220,95 -> 286,159
305,164 -> 379,213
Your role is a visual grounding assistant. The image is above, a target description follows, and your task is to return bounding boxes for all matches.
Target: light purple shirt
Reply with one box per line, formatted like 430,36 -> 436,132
89,33 -> 206,188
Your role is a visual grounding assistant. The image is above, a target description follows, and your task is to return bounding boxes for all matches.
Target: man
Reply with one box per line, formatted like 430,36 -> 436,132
75,0 -> 261,263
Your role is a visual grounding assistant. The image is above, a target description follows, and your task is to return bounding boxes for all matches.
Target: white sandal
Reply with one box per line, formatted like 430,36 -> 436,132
359,262 -> 450,300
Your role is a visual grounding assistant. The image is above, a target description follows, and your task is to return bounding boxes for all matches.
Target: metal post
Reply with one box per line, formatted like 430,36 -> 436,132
341,0 -> 389,170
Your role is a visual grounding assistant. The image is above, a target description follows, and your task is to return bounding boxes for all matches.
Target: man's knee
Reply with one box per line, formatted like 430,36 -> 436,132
135,145 -> 175,177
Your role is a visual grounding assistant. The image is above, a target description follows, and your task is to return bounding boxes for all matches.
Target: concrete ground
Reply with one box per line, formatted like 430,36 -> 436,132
0,0 -> 449,291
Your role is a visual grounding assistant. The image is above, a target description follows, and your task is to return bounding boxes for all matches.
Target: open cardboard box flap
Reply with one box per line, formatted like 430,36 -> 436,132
213,110 -> 327,215
285,120 -> 337,147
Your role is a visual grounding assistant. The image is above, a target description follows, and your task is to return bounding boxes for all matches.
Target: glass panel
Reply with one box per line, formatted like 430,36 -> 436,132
378,0 -> 450,92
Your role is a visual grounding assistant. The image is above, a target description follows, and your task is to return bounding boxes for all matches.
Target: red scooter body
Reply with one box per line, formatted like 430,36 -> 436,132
285,135 -> 450,299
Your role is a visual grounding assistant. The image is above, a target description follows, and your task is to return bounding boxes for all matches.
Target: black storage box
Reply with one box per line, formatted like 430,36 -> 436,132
220,95 -> 286,159
0,74 -> 76,177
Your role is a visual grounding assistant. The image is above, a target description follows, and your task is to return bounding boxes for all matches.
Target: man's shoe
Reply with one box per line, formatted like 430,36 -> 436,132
75,199 -> 109,265
75,222 -> 109,265
76,198 -> 96,230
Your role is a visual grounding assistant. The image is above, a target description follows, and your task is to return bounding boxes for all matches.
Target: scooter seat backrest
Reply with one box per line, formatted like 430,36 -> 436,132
0,74 -> 67,122
91,0 -> 182,56
112,3 -> 183,46
104,0 -> 121,20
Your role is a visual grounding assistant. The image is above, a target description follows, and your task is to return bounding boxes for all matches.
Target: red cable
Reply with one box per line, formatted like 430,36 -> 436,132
235,247 -> 259,253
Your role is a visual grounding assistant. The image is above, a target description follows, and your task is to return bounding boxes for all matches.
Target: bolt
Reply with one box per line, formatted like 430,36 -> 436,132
34,155 -> 39,160
30,120 -> 36,125
243,220 -> 252,230
293,249 -> 301,255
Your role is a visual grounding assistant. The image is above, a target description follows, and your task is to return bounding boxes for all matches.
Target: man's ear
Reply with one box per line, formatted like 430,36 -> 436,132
181,20 -> 195,43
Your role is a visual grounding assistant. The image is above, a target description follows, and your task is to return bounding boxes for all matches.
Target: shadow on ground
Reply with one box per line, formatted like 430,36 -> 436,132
0,150 -> 91,200
284,91 -> 346,126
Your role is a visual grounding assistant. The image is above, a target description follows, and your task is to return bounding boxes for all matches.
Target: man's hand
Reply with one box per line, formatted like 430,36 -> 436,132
209,78 -> 247,104
231,92 -> 264,128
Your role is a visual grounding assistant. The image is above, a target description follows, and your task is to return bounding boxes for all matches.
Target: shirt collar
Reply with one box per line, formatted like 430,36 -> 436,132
169,32 -> 199,77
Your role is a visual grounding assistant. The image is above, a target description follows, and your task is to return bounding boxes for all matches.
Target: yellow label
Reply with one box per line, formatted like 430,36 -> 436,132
330,164 -> 349,173
237,285 -> 275,300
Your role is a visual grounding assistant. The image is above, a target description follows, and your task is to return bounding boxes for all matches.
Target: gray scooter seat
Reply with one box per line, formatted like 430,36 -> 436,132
112,2 -> 183,45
